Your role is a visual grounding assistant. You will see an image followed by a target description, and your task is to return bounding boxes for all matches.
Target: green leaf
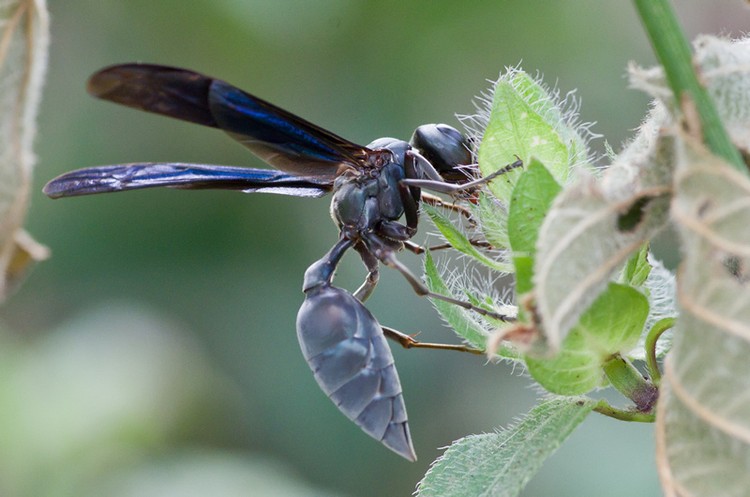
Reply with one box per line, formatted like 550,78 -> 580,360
423,203 -> 512,273
507,160 -> 562,294
477,70 -> 587,202
526,283 -> 649,395
513,254 -> 534,297
620,243 -> 651,287
472,191 -> 509,250
423,251 -> 516,358
508,159 -> 562,254
423,250 -> 488,350
416,397 -> 596,497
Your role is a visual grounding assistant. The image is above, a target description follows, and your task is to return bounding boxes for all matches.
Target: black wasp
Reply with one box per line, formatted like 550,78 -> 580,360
44,64 -> 520,461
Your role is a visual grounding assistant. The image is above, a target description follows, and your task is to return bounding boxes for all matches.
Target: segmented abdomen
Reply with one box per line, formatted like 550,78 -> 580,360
296,285 -> 415,461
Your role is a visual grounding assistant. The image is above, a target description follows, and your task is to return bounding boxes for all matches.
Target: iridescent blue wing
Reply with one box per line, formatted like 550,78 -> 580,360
87,64 -> 371,179
43,163 -> 332,199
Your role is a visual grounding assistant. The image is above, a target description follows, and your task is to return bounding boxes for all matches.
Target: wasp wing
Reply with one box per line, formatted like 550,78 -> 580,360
88,64 -> 371,179
43,163 -> 333,199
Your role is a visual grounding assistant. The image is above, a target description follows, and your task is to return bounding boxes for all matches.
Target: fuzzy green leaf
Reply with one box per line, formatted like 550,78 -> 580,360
423,250 -> 489,351
508,159 -> 561,254
621,243 -> 651,287
423,203 -> 511,273
472,191 -> 509,250
477,70 -> 586,202
416,397 -> 596,497
513,254 -> 534,296
423,251 -> 516,358
508,160 -> 561,294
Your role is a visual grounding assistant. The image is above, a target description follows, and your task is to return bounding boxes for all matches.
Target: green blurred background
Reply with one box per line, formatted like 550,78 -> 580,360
1,1 -> 747,496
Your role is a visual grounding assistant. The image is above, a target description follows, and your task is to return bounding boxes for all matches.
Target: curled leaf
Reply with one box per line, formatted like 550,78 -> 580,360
620,243 -> 651,287
0,0 -> 49,299
534,105 -> 673,351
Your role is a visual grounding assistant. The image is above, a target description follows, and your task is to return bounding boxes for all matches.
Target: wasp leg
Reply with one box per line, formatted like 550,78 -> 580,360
363,233 -> 513,322
403,158 -> 523,195
403,239 -> 492,255
420,192 -> 473,219
381,326 -> 483,355
353,242 -> 379,302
